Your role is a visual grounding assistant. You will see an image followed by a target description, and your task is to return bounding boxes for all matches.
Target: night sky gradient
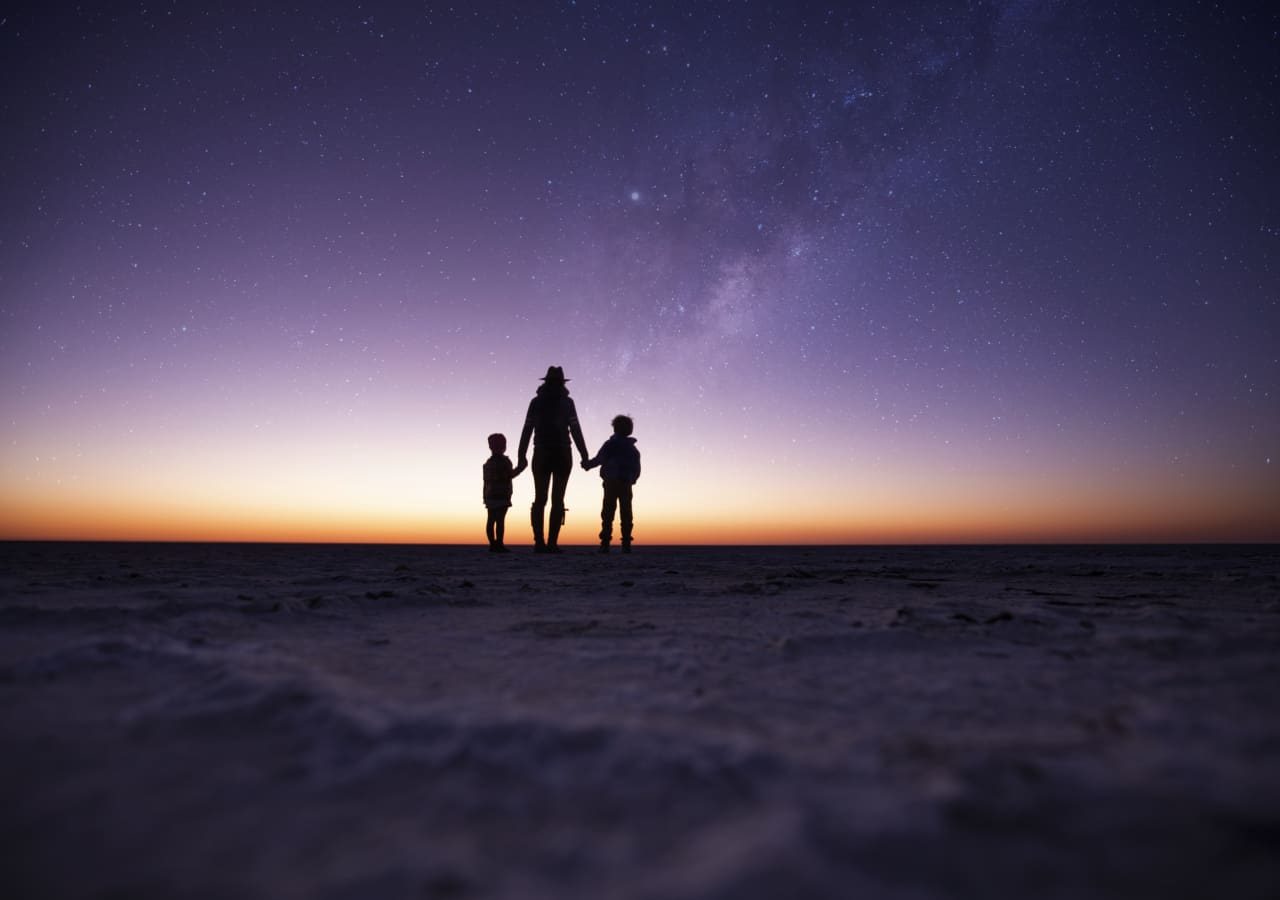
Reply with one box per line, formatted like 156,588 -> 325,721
2,2 -> 1277,543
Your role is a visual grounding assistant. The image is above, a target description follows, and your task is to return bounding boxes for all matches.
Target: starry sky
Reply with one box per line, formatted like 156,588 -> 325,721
2,1 -> 1277,544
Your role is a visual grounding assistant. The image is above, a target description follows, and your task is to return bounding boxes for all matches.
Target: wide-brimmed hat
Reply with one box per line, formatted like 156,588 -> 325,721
540,365 -> 570,383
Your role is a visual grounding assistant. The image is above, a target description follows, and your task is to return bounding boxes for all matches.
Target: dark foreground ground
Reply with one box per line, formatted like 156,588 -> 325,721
1,542 -> 1278,899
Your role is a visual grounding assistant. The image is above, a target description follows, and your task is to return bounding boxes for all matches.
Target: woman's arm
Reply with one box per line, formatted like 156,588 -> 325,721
517,398 -> 536,466
567,398 -> 589,462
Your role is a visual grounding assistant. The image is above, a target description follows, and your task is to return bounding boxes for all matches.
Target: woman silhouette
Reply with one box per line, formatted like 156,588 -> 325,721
517,366 -> 589,552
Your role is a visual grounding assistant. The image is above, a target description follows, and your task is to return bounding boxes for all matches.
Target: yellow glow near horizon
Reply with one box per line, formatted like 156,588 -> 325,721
3,431 -> 1275,543
2,360 -> 1276,544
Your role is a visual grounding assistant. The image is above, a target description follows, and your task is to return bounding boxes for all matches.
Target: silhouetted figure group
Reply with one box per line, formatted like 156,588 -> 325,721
482,366 -> 641,553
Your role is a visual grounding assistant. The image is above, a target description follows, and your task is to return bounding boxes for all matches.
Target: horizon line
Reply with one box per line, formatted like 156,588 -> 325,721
3,538 -> 1277,548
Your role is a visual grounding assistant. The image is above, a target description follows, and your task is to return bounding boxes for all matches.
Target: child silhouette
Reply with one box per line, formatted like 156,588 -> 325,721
582,415 -> 641,553
483,433 -> 525,552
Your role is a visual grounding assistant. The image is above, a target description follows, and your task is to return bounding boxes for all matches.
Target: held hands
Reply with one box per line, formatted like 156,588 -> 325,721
514,459 -> 528,477
581,456 -> 596,471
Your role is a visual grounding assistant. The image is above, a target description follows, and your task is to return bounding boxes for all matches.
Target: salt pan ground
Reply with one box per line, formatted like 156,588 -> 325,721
2,542 -> 1278,899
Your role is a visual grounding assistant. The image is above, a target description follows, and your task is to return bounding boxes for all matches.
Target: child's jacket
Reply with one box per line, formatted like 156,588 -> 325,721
592,435 -> 641,484
483,454 -> 515,507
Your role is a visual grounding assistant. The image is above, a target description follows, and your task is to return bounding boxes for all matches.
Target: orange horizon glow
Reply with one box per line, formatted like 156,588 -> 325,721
4,480 -> 1275,545
3,372 -> 1276,547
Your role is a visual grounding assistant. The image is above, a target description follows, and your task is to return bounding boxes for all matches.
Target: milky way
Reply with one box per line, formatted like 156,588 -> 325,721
2,2 -> 1276,542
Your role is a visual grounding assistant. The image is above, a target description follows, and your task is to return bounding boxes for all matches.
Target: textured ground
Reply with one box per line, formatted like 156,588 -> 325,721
2,542 -> 1278,899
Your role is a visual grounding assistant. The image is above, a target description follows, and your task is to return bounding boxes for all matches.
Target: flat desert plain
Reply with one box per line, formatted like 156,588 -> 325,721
2,542 -> 1278,899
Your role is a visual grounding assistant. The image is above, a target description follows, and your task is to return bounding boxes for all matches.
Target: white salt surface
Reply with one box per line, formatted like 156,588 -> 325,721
2,543 -> 1278,899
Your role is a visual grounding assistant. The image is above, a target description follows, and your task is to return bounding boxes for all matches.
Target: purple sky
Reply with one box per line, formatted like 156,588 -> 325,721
2,2 -> 1277,542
